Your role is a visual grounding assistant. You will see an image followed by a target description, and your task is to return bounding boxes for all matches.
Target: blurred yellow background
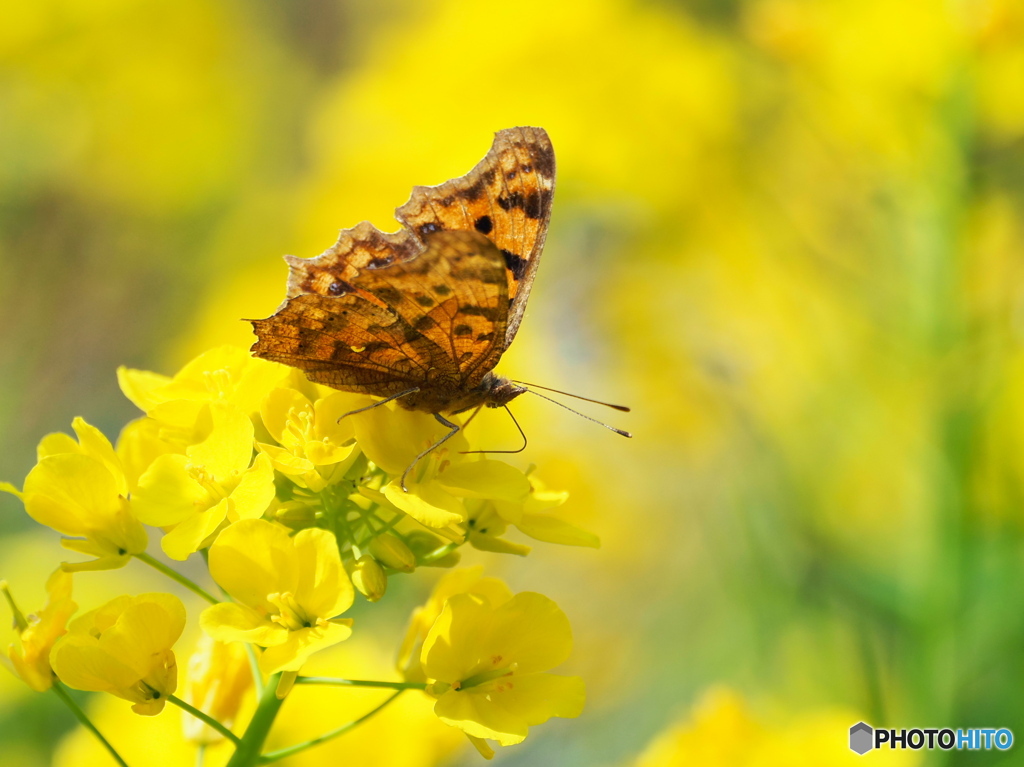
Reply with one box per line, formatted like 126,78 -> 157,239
3,0 -> 1024,764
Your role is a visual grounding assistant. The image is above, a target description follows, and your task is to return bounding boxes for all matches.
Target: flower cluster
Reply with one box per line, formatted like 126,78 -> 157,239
1,347 -> 591,764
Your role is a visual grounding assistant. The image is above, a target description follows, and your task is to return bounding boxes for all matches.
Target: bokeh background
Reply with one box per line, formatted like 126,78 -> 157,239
3,0 -> 1024,764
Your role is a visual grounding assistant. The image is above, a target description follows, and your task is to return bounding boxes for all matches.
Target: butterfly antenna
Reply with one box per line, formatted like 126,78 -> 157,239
462,406 -> 528,455
511,381 -> 631,412
525,390 -> 632,438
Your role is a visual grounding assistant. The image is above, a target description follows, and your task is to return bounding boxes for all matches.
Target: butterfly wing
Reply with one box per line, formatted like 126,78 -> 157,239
395,126 -> 555,349
251,231 -> 509,396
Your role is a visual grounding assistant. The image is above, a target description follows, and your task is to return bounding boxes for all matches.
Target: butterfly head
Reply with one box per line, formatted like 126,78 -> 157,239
480,374 -> 528,409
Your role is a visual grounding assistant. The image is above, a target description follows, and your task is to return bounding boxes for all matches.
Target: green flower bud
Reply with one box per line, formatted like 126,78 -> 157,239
405,531 -> 462,568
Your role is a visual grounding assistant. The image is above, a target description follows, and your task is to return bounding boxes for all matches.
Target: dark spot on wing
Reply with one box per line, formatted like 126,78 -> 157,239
366,257 -> 393,269
414,315 -> 437,331
482,168 -> 496,184
506,170 -> 517,180
474,215 -> 493,234
372,286 -> 403,304
327,280 -> 354,296
532,149 -> 555,179
459,305 -> 501,320
501,249 -> 528,281
433,284 -> 452,297
415,294 -> 435,307
460,178 -> 487,201
476,332 -> 494,343
403,327 -> 424,343
523,190 -> 549,220
453,324 -> 473,336
441,195 -> 455,207
497,192 -> 524,212
418,222 -> 441,237
521,163 -> 533,173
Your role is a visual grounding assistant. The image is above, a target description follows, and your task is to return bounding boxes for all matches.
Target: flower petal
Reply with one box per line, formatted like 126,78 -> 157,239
258,621 -> 353,674
292,528 -> 353,619
200,603 -> 287,646
438,460 -> 530,503
208,519 -> 298,610
133,454 -> 208,527
227,453 -> 275,521
384,480 -> 465,529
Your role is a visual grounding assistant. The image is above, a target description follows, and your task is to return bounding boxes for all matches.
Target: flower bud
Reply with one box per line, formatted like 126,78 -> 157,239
406,531 -> 461,568
367,533 -> 416,573
351,555 -> 387,602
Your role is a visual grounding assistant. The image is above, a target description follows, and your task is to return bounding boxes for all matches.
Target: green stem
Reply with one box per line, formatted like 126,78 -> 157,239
258,690 -> 404,763
419,542 -> 458,565
168,694 -> 242,746
50,682 -> 130,767
134,552 -> 219,605
295,676 -> 426,690
244,644 -> 265,699
225,673 -> 285,767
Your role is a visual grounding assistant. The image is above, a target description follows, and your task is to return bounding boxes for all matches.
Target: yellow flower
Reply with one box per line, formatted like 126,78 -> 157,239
398,566 -> 512,683
118,347 -> 289,451
119,346 -> 288,419
181,635 -> 252,744
200,519 -> 354,674
1,569 -> 77,692
132,404 -> 275,560
421,589 -> 585,750
495,473 -> 599,549
1,418 -> 148,571
257,387 -> 359,491
50,593 -> 186,715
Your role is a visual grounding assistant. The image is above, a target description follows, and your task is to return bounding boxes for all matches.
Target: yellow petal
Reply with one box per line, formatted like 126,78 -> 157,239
71,418 -> 127,496
37,432 -> 80,460
186,405 -> 255,482
133,454 -> 208,527
258,621 -> 353,674
200,603 -> 287,646
291,527 -> 353,619
260,387 -> 313,447
23,454 -> 122,537
434,673 -> 585,745
117,366 -> 173,412
208,519 -> 298,610
227,453 -> 276,521
438,460 -> 531,503
160,499 -> 229,560
384,480 -> 465,529
116,417 -> 176,492
513,514 -> 600,548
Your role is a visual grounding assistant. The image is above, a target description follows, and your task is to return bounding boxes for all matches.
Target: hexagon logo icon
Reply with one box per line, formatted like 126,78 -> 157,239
850,722 -> 873,755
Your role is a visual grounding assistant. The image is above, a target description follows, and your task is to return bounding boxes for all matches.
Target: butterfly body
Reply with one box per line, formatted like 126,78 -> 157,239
251,127 -> 555,422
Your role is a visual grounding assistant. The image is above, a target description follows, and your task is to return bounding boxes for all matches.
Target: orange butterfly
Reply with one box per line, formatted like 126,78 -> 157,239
251,127 -> 627,488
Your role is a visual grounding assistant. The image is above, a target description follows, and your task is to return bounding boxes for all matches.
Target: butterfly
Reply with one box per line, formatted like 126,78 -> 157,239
251,127 -> 626,489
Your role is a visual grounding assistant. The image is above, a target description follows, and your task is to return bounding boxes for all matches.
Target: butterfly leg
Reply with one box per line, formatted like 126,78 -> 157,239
337,388 -> 420,422
400,413 -> 461,493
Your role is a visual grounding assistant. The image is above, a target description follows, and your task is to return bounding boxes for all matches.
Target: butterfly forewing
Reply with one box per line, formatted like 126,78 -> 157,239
251,127 -> 554,413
